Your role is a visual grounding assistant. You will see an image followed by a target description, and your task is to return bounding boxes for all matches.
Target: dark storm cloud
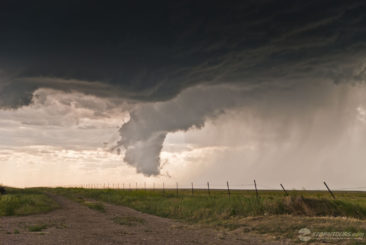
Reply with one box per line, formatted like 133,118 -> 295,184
3,0 -> 366,176
1,0 -> 366,108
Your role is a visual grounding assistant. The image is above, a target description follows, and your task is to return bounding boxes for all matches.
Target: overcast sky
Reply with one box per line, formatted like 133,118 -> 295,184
1,0 -> 366,190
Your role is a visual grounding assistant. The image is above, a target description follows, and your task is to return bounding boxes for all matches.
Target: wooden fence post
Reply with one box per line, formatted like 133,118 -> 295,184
227,181 -> 231,199
191,182 -> 194,195
280,184 -> 289,196
323,181 -> 336,199
207,182 -> 211,196
254,179 -> 259,199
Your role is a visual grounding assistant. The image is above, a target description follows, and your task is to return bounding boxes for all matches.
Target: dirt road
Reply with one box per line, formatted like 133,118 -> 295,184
0,194 -> 285,244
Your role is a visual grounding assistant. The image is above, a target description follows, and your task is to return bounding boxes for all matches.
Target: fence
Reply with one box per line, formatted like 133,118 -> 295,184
57,180 -> 366,200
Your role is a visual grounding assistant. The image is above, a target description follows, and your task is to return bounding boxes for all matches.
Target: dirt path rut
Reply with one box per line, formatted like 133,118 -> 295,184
0,194 -> 283,244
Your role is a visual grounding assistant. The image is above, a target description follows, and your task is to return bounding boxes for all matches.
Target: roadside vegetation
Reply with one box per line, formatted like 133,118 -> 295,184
83,200 -> 105,213
3,186 -> 366,242
28,224 -> 48,232
0,187 -> 58,216
51,188 -> 366,223
51,188 -> 366,242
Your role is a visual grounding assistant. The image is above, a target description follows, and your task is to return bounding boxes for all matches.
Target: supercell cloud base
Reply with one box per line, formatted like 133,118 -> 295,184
1,1 -> 366,190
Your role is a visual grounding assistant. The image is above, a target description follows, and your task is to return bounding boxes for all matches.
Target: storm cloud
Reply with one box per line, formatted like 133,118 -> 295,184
2,1 -> 366,176
1,0 -> 366,108
117,85 -> 251,175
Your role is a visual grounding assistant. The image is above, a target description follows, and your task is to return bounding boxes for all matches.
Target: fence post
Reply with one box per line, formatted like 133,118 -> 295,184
144,182 -> 146,191
280,184 -> 289,196
191,182 -> 194,195
254,179 -> 259,199
323,181 -> 336,199
176,182 -> 178,196
163,182 -> 165,194
227,181 -> 231,199
207,182 -> 211,196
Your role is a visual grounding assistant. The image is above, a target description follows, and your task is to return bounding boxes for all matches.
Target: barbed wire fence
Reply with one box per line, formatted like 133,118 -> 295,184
57,180 -> 366,200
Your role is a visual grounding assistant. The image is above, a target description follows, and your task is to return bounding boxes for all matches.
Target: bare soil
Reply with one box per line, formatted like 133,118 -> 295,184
0,194 -> 286,244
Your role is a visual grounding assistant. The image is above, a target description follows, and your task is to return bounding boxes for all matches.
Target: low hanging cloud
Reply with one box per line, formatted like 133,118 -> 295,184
117,81 -> 366,176
117,85 -> 251,175
0,88 -> 127,149
115,82 -> 293,176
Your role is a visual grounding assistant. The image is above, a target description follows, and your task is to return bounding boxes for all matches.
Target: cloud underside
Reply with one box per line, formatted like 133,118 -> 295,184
1,1 -> 366,108
2,1 -> 366,176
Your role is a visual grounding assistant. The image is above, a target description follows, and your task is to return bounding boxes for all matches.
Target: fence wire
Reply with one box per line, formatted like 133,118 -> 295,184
55,182 -> 366,192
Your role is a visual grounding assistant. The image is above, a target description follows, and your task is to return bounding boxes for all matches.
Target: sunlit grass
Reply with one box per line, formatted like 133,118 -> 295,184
0,188 -> 58,216
51,188 -> 366,225
84,201 -> 105,212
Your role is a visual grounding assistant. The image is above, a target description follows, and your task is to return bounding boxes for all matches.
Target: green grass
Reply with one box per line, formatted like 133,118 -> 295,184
84,201 -> 105,212
64,194 -> 106,212
0,187 -> 58,216
28,224 -> 47,232
2,187 -> 366,242
51,188 -> 366,225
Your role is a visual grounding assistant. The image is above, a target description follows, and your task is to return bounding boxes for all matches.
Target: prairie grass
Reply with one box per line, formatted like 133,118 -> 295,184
51,188 -> 366,225
28,224 -> 48,232
84,201 -> 105,212
0,187 -> 58,216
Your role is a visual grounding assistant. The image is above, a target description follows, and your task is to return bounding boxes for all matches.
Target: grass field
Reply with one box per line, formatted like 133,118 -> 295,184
49,188 -> 366,241
51,187 -> 366,224
0,187 -> 58,216
2,187 -> 366,242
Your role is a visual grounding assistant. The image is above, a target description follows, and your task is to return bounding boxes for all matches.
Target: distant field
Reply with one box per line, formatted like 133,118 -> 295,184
48,188 -> 366,241
0,188 -> 58,216
51,187 -> 366,224
2,187 -> 366,242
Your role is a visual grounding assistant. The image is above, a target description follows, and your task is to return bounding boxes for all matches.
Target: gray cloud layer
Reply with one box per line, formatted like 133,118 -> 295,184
1,0 -> 366,108
2,1 -> 366,176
